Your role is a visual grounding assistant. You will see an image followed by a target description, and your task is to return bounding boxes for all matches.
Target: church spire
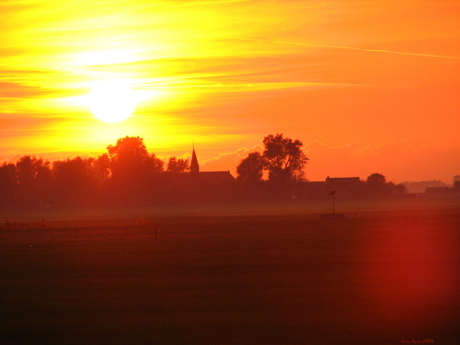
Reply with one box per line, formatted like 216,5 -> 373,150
190,142 -> 199,174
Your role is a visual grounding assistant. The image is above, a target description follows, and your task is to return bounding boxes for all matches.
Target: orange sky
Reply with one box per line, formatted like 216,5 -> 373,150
1,0 -> 459,183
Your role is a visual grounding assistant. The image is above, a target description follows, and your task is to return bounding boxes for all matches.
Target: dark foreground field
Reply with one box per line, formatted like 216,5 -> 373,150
1,199 -> 459,344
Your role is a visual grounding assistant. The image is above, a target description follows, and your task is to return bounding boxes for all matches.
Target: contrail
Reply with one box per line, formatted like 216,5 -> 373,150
225,37 -> 458,60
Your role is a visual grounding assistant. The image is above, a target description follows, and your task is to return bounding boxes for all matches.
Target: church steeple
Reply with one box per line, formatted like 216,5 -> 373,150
190,143 -> 199,174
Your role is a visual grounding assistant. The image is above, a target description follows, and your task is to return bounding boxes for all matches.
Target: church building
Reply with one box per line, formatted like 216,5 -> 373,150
190,147 -> 235,184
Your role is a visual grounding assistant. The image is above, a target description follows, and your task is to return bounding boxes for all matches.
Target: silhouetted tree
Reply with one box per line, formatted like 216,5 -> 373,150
52,157 -> 95,207
453,176 -> 460,192
107,136 -> 151,180
367,173 -> 386,185
262,133 -> 309,182
395,183 -> 408,194
146,153 -> 165,173
0,163 -> 16,207
366,173 -> 392,196
15,156 -> 52,208
94,153 -> 111,181
105,136 -> 165,205
167,157 -> 189,173
454,180 -> 460,190
236,152 -> 264,183
386,181 -> 396,194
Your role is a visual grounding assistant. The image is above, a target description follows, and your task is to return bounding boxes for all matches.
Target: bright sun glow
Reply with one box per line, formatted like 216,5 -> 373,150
87,79 -> 138,123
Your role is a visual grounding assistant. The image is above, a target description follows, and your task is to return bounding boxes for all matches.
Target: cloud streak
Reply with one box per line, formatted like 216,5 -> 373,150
224,37 -> 459,60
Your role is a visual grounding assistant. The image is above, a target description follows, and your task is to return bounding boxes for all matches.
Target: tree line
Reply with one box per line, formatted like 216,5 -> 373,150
0,136 -> 190,209
0,133 -> 407,210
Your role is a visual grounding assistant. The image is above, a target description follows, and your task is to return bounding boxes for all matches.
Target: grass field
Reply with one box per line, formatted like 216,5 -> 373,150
1,198 -> 459,344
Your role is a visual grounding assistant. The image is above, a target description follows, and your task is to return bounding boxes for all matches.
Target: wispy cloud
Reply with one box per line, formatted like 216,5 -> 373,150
225,37 -> 459,60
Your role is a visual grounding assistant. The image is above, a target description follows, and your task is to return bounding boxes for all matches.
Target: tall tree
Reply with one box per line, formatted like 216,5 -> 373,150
236,152 -> 264,183
94,153 -> 111,181
15,156 -> 52,207
454,180 -> 460,191
395,183 -> 408,194
167,157 -> 189,173
262,133 -> 309,182
366,173 -> 389,196
146,153 -> 165,174
367,173 -> 386,184
106,136 -> 164,205
0,163 -> 16,207
107,136 -> 151,180
52,157 -> 95,206
453,176 -> 460,192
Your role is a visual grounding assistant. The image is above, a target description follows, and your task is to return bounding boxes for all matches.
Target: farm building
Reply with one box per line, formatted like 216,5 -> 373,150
425,187 -> 457,197
325,176 -> 362,197
295,176 -> 363,199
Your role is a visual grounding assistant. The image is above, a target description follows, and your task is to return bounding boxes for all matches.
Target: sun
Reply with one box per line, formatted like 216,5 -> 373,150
87,79 -> 138,123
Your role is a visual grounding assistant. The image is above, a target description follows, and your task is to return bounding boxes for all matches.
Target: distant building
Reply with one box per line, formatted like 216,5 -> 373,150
425,187 -> 457,197
189,147 -> 235,183
325,176 -> 361,197
190,147 -> 199,174
300,181 -> 327,198
296,176 -> 362,199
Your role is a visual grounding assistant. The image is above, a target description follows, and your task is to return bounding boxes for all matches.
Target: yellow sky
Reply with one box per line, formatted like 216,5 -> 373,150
1,0 -> 459,183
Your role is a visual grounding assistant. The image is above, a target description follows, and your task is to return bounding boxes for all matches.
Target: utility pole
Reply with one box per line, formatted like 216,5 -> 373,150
320,190 -> 344,219
330,190 -> 336,215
